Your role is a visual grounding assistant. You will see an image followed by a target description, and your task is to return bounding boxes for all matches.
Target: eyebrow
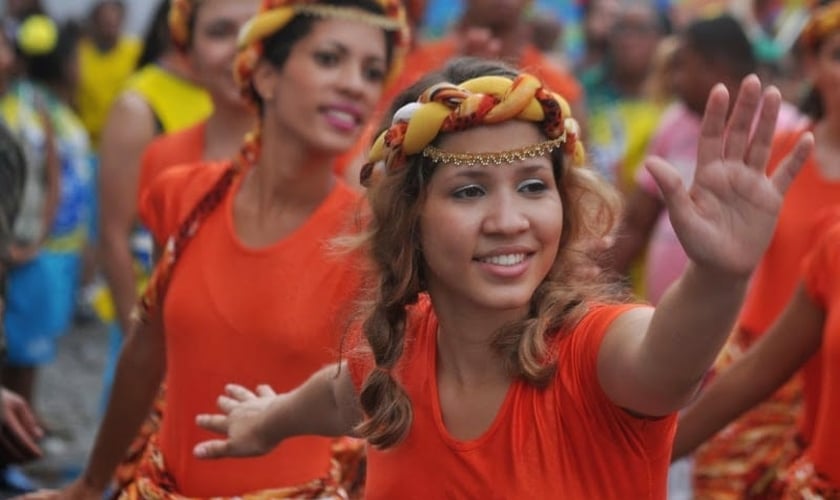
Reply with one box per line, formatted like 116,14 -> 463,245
448,163 -> 551,180
321,40 -> 385,63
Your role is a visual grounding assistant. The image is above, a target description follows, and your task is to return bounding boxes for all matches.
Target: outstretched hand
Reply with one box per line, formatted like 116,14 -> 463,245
646,75 -> 813,278
193,384 -> 279,460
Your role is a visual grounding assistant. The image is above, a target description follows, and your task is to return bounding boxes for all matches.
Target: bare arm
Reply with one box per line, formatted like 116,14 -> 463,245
596,76 -> 814,417
98,92 -> 157,334
672,285 -> 824,459
194,363 -> 362,459
609,187 -> 663,274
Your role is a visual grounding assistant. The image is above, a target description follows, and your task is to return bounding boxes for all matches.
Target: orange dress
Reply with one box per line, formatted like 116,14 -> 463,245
349,297 -> 676,499
693,127 -> 840,498
132,162 -> 364,497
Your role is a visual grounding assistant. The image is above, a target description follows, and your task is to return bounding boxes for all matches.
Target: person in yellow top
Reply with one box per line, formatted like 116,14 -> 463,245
76,1 -> 142,147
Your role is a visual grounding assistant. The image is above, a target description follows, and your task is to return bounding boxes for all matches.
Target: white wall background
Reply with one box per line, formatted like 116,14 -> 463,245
1,0 -> 163,36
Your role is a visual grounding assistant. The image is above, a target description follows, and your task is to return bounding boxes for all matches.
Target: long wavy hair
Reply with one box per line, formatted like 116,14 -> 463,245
349,57 -> 626,449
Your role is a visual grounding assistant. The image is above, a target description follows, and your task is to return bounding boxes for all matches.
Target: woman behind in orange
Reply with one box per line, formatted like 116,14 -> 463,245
137,0 -> 258,209
30,0 -> 407,498
192,57 -> 811,497
674,208 -> 840,498
690,2 -> 840,496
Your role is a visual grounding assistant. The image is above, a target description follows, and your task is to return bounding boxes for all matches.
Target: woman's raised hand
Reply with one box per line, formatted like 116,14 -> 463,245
193,384 -> 278,459
646,74 -> 813,278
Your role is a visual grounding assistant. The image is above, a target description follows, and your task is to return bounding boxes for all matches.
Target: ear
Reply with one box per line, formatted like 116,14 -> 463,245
252,60 -> 277,102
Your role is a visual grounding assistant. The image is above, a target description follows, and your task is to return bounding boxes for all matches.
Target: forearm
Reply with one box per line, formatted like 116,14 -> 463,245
638,264 -> 748,410
260,363 -> 360,446
100,233 -> 138,333
81,320 -> 165,491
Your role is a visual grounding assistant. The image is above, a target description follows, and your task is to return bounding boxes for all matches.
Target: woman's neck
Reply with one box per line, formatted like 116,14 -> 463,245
432,297 -> 525,386
203,104 -> 256,162
813,118 -> 840,179
242,126 -> 336,215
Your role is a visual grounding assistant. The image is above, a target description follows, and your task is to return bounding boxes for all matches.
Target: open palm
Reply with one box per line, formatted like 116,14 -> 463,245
647,75 -> 813,277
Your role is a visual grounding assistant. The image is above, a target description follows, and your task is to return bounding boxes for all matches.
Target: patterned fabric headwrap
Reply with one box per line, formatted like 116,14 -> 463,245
168,0 -> 197,51
234,0 -> 409,104
360,73 -> 585,187
800,1 -> 840,53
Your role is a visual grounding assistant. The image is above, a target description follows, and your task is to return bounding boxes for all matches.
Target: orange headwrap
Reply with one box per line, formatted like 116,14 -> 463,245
168,0 -> 196,51
234,0 -> 409,105
800,1 -> 840,53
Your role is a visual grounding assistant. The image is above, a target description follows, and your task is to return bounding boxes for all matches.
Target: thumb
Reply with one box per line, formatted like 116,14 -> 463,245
645,156 -> 691,224
194,439 -> 232,459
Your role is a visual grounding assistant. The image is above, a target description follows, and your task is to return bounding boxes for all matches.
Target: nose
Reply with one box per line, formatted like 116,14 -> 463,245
337,61 -> 369,98
482,191 -> 530,236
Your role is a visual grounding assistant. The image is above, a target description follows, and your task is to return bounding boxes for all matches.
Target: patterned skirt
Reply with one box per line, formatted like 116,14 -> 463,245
692,327 -> 805,499
113,386 -> 365,499
774,456 -> 840,499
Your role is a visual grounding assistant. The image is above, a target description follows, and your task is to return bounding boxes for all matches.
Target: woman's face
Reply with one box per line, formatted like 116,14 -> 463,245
189,0 -> 259,109
259,17 -> 388,155
419,121 -> 564,316
810,32 -> 840,116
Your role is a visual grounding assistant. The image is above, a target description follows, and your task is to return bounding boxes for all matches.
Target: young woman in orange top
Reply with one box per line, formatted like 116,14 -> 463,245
191,57 -> 812,497
30,0 -> 407,498
689,3 -> 840,496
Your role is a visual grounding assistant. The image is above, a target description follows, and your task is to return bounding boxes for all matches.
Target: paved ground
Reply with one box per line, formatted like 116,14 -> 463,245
2,320 -> 108,497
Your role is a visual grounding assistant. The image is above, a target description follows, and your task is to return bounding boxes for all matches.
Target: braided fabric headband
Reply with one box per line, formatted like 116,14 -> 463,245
359,74 -> 584,187
168,0 -> 196,51
234,0 -> 409,104
800,1 -> 840,52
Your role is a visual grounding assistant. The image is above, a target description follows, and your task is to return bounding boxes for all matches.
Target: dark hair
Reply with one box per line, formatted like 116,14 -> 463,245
136,0 -> 171,69
683,14 -> 756,79
247,0 -> 398,113
19,19 -> 81,86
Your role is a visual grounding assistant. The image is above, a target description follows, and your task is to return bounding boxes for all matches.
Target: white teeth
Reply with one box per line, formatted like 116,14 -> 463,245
480,253 -> 526,266
326,109 -> 356,125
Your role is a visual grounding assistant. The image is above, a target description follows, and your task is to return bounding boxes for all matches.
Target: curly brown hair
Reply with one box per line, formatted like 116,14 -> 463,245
351,57 -> 627,449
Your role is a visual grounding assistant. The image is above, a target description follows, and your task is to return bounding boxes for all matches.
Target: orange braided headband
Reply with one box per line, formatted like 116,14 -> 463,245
168,0 -> 196,51
360,73 -> 584,187
234,0 -> 409,103
800,1 -> 840,52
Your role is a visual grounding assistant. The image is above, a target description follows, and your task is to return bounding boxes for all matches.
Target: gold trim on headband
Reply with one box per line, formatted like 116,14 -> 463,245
421,137 -> 566,167
294,4 -> 404,31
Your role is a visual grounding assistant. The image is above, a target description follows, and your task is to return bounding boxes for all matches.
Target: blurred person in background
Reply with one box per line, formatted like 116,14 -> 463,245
76,1 -> 142,147
93,0 -> 211,413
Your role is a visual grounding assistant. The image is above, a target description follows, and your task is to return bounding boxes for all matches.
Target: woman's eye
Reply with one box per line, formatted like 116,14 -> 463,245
314,51 -> 340,67
205,22 -> 237,39
363,65 -> 386,82
452,185 -> 486,199
518,179 -> 548,194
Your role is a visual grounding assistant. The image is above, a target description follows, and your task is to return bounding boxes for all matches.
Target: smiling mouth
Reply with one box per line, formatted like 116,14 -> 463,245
476,253 -> 528,266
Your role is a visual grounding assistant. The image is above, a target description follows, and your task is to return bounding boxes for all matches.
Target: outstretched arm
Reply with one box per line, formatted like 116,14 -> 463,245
597,75 -> 814,417
194,363 -> 362,459
672,284 -> 824,459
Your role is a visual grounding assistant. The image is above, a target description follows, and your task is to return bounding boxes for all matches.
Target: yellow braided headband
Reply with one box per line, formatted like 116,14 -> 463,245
801,1 -> 840,52
360,74 -> 585,187
234,0 -> 409,101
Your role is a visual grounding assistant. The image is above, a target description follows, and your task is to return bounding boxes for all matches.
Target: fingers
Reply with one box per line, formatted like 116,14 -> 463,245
225,384 -> 256,402
645,156 -> 691,225
217,395 -> 238,413
723,75 -> 763,162
256,384 -> 276,397
745,87 -> 781,171
194,439 -> 232,460
696,84 -> 730,169
17,490 -> 58,500
770,132 -> 814,194
196,413 -> 229,434
3,412 -> 43,462
10,396 -> 45,441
